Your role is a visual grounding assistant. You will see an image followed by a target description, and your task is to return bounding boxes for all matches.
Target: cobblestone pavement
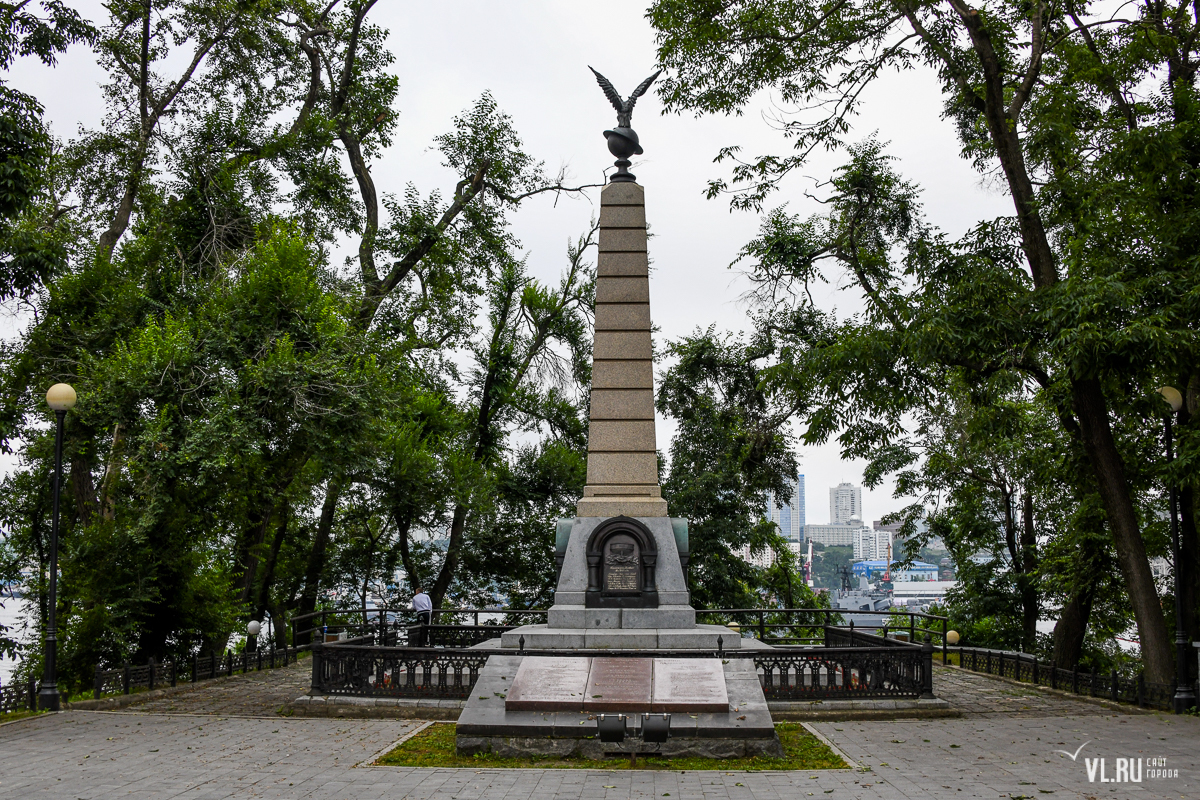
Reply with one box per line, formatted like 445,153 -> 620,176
934,665 -> 1123,717
122,658 -> 312,716
1,710 -> 1196,799
1,662 -> 1194,799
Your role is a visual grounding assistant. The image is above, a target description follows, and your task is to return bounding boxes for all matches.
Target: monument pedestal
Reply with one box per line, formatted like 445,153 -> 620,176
455,654 -> 781,758
499,623 -> 742,650
503,514 -> 744,649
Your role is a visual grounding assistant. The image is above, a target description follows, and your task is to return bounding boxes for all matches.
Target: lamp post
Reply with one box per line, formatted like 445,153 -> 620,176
39,383 -> 76,711
1159,386 -> 1196,713
246,620 -> 261,653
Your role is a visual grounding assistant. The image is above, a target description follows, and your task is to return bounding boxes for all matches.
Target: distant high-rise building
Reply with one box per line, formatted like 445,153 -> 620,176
763,474 -> 805,542
829,482 -> 862,525
804,521 -> 862,548
854,526 -> 892,562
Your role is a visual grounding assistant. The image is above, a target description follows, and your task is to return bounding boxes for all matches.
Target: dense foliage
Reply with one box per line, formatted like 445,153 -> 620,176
651,0 -> 1200,679
0,1 -> 810,694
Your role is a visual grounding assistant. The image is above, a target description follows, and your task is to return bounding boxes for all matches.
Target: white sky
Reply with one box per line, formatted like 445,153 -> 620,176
4,0 -> 1014,524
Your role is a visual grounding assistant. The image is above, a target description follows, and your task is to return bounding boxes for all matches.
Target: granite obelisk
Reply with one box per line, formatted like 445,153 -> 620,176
500,69 -> 738,649
575,180 -> 666,518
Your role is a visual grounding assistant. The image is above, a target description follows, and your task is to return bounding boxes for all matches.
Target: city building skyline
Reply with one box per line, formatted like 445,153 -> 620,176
763,473 -> 805,543
829,482 -> 863,525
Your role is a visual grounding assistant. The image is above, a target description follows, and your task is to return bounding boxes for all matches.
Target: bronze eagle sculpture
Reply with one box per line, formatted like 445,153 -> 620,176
589,67 -> 662,131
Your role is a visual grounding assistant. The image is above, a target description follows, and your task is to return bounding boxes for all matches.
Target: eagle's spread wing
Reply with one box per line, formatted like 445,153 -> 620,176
629,69 -> 662,100
589,67 -> 624,113
625,69 -> 662,114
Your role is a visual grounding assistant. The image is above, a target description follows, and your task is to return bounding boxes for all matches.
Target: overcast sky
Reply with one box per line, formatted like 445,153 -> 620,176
5,1 -> 1014,524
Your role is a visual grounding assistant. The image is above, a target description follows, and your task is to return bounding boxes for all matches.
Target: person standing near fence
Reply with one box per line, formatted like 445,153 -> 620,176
411,586 -> 432,646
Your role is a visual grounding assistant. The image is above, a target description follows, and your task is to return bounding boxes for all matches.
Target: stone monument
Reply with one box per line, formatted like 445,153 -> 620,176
500,68 -> 737,650
455,68 -> 777,759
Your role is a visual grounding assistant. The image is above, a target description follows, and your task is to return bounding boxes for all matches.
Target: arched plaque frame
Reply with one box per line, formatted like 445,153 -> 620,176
584,516 -> 659,608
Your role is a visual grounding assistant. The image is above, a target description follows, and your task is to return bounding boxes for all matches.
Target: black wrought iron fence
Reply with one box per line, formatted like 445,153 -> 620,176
91,644 -> 297,700
954,646 -> 1181,711
311,643 -> 490,699
824,624 -> 919,649
290,607 -> 544,649
309,638 -> 937,702
755,643 -> 932,700
410,624 -> 516,648
0,677 -> 37,714
697,608 -> 949,658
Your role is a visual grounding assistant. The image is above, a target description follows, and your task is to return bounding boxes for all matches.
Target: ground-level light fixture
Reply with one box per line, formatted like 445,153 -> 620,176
596,714 -> 627,743
641,713 -> 671,744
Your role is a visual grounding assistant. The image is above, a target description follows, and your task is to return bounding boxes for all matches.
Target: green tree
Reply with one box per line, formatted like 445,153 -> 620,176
658,328 -> 797,609
0,0 -> 93,298
649,0 -> 1200,682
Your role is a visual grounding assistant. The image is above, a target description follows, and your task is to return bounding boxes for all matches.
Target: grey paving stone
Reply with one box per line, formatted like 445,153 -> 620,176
3,652 -> 1197,799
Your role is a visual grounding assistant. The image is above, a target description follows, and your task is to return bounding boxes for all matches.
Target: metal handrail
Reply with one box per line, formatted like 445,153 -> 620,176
290,607 -> 548,649
290,605 -> 951,663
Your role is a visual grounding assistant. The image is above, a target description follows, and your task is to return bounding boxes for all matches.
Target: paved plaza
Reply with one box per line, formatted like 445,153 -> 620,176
0,665 -> 1196,799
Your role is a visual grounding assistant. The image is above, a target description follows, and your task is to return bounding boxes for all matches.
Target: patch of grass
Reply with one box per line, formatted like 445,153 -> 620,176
0,709 -> 42,724
376,722 -> 847,771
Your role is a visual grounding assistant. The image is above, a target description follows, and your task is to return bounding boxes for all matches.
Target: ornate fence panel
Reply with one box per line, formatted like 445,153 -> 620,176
753,646 -> 928,700
311,644 -> 489,699
309,642 -> 932,702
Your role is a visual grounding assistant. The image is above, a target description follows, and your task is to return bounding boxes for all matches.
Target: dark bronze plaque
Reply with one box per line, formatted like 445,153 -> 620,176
603,534 -> 640,593
582,657 -> 653,712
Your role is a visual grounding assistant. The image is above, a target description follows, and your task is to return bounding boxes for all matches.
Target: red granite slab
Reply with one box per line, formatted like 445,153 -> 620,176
581,657 -> 653,712
651,658 -> 729,712
504,657 -> 592,711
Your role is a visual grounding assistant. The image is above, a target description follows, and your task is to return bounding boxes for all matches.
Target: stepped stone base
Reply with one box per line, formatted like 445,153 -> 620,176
455,654 -> 780,758
499,623 -> 742,650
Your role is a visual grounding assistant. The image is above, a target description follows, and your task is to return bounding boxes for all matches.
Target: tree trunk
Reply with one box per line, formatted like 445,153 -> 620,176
430,504 -> 468,610
296,479 -> 342,644
1019,492 -> 1039,653
950,8 -> 1173,680
69,456 -> 98,526
1052,582 -> 1094,668
254,501 -> 289,622
1073,378 -> 1173,681
392,506 -> 419,593
237,505 -> 273,607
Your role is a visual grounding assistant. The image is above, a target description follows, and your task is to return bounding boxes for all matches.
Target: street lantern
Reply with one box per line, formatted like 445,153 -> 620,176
1159,386 -> 1196,713
947,630 -> 960,645
39,383 -> 76,711
247,620 -> 261,653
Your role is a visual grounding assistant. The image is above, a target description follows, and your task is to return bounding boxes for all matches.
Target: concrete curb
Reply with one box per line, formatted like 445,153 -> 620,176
287,695 -> 465,720
284,695 -> 961,722
800,721 -> 858,767
767,696 -> 959,721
